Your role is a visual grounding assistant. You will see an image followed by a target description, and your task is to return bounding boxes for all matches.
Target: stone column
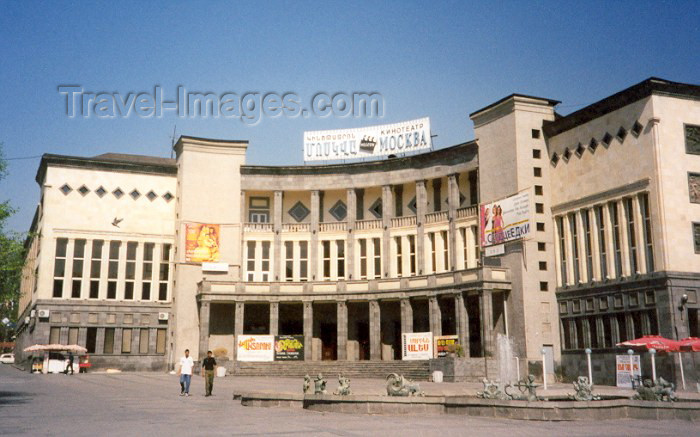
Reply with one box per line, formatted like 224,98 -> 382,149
416,180 -> 427,275
480,290 -> 494,357
77,327 -> 87,347
269,301 -> 279,336
429,296 -> 442,337
369,300 -> 381,360
310,191 -> 320,281
273,190 -> 283,281
617,199 -> 631,277
455,292 -> 469,357
562,214 -> 574,285
234,302 -> 244,361
447,174 -> 459,271
400,298 -> 413,334
198,301 -> 211,359
346,189 -> 357,280
632,194 -> 647,274
576,209 -> 588,283
337,301 -> 348,360
303,302 -> 313,361
381,185 -> 393,278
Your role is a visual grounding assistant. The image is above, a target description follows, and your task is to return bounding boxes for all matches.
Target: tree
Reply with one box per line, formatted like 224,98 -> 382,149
0,142 -> 26,344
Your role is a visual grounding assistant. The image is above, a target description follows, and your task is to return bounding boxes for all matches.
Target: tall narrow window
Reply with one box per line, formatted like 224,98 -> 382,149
394,185 -> 403,217
595,206 -> 607,279
570,214 -> 580,284
408,235 -> 416,276
356,189 -> 364,220
142,243 -> 154,300
261,241 -> 270,282
124,242 -> 137,300
640,194 -> 654,272
359,239 -> 368,279
429,233 -> 436,273
433,179 -> 442,212
71,239 -> 86,298
556,217 -> 567,285
336,240 -> 345,279
472,226 -> 479,265
156,329 -> 167,354
53,238 -> 68,298
89,240 -> 103,299
68,327 -> 79,345
122,328 -> 132,353
299,241 -> 308,281
322,240 -> 331,280
395,236 -> 403,277
159,244 -> 170,301
441,230 -> 449,271
246,241 -> 255,281
582,210 -> 593,281
139,328 -> 149,354
461,228 -> 469,269
107,241 -> 120,299
372,238 -> 381,279
625,198 -> 638,274
104,328 -> 115,354
610,203 -> 622,278
49,327 -> 61,344
285,241 -> 294,281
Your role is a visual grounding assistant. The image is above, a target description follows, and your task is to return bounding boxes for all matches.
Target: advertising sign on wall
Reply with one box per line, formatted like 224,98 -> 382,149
185,223 -> 220,262
274,335 -> 304,361
480,189 -> 531,248
303,117 -> 431,162
616,354 -> 641,388
402,332 -> 433,360
236,335 -> 274,362
434,335 -> 459,358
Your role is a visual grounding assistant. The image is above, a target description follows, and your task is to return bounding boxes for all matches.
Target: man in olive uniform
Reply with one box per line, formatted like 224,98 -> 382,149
201,351 -> 217,397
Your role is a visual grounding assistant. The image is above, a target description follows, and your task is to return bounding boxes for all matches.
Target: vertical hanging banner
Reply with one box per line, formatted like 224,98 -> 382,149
402,332 -> 433,360
185,223 -> 220,262
480,189 -> 531,248
303,117 -> 431,162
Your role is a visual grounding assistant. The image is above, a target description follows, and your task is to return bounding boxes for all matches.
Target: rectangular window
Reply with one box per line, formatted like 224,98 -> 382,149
53,238 -> 68,298
533,167 -> 542,177
323,240 -> 331,280
535,185 -> 543,196
336,240 -> 345,279
533,149 -> 541,159
104,328 -> 115,354
441,230 -> 449,271
394,185 -> 403,217
121,328 -> 132,353
68,327 -> 79,345
89,240 -> 103,299
158,244 -> 171,301
359,239 -> 367,279
429,233 -> 436,273
49,327 -> 61,344
538,242 -> 546,251
540,281 -> 548,291
610,203 -> 622,278
142,243 -> 154,300
156,329 -> 167,354
299,241 -> 308,281
139,329 -> 149,354
532,129 -> 540,139
539,261 -> 547,271
536,203 -> 544,213
685,124 -> 700,155
537,222 -> 545,232
408,235 -> 416,276
124,242 -> 137,300
461,228 -> 469,269
582,210 -> 593,281
640,194 -> 654,271
372,237 -> 381,279
556,217 -> 567,285
86,327 -> 97,353
246,241 -> 255,281
694,223 -> 700,254
285,241 -> 294,281
395,236 -> 402,277
472,226 -> 479,264
71,239 -> 86,298
107,241 -> 120,299
595,206 -> 608,279
433,179 -> 441,212
624,199 -> 638,274
356,189 -> 364,220
248,196 -> 270,222
261,241 -> 270,282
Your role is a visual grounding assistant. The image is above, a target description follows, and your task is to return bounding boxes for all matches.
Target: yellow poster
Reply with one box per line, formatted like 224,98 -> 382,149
185,223 -> 220,262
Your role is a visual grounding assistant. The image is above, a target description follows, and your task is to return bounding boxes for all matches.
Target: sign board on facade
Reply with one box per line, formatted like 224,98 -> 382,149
202,262 -> 229,272
484,244 -> 505,257
616,354 -> 641,388
274,335 -> 304,361
185,223 -> 220,262
480,189 -> 531,248
434,335 -> 459,358
402,332 -> 433,360
236,335 -> 274,362
303,117 -> 431,162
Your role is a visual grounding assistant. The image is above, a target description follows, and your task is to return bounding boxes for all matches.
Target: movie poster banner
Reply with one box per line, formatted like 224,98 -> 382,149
480,189 -> 531,248
616,354 -> 641,388
185,223 -> 220,262
402,332 -> 433,360
303,117 -> 431,162
236,335 -> 274,362
434,335 -> 459,358
274,335 -> 304,361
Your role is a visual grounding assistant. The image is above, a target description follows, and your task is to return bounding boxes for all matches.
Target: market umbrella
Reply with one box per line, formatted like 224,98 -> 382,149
616,335 -> 680,385
678,337 -> 700,352
23,344 -> 87,353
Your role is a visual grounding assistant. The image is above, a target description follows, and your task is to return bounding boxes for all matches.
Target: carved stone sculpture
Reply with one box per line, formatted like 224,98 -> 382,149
634,378 -> 677,402
333,374 -> 352,396
386,373 -> 424,397
476,379 -> 510,400
303,374 -> 313,394
568,376 -> 601,401
505,374 -> 541,401
314,373 -> 327,395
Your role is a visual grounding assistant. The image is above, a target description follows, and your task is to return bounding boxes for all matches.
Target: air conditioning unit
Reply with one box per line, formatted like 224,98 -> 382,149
158,312 -> 169,321
30,309 -> 36,318
37,309 -> 50,319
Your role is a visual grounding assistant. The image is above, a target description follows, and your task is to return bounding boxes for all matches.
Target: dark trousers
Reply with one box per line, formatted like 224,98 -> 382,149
205,370 -> 215,395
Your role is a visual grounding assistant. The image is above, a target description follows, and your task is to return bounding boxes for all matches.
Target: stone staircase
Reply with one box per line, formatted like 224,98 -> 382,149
229,360 -> 432,380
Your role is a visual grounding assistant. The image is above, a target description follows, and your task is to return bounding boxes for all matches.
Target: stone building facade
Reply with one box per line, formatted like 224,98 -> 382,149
14,77 -> 700,386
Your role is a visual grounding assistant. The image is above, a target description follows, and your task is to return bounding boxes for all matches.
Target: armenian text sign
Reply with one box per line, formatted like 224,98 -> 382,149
236,335 -> 274,362
402,332 -> 433,360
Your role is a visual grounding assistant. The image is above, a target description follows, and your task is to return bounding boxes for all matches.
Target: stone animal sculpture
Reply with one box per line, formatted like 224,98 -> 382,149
303,374 -> 313,394
386,373 -> 424,397
568,376 -> 601,401
314,373 -> 327,395
333,374 -> 352,396
633,378 -> 677,402
476,379 -> 510,400
504,374 -> 541,401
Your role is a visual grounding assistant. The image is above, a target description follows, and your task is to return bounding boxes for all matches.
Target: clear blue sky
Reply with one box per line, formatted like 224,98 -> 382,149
1,1 -> 698,233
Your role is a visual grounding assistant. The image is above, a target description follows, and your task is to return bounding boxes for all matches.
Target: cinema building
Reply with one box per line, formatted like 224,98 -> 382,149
14,77 -> 700,386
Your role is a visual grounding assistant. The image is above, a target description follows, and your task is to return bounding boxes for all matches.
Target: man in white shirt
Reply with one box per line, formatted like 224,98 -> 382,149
178,349 -> 194,396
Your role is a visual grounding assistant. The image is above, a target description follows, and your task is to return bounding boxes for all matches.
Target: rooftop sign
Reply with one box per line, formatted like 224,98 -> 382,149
303,117 -> 431,162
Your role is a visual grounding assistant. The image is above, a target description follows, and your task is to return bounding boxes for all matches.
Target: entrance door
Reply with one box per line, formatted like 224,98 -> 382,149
320,323 -> 337,360
358,322 -> 370,360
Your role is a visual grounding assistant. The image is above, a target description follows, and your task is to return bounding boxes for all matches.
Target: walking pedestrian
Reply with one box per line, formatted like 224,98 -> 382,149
178,349 -> 194,396
65,352 -> 74,375
201,351 -> 217,397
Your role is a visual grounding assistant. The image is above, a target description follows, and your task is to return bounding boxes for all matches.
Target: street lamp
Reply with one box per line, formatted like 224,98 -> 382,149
541,347 -> 548,390
649,348 -> 657,382
585,348 -> 593,385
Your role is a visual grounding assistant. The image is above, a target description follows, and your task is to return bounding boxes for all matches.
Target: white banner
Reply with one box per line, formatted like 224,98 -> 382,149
402,332 -> 433,360
480,189 -> 532,248
303,117 -> 431,162
616,354 -> 641,388
236,335 -> 274,362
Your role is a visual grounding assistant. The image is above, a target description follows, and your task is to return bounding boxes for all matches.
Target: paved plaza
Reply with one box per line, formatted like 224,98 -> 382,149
0,365 -> 696,436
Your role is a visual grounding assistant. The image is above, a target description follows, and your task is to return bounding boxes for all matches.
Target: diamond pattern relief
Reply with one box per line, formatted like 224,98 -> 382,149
369,198 -> 382,219
163,192 -> 174,202
550,153 -> 559,166
95,186 -> 107,197
631,121 -> 643,137
329,200 -> 347,221
130,189 -> 140,200
407,196 -> 417,214
60,184 -> 72,195
589,138 -> 598,153
146,190 -> 158,201
288,201 -> 310,222
78,185 -> 90,196
113,188 -> 124,199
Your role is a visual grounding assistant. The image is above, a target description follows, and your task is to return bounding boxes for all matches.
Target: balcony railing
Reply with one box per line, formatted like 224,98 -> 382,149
282,222 -> 310,232
355,219 -> 382,230
457,206 -> 478,219
244,222 -> 273,232
390,215 -> 417,228
320,221 -> 347,232
425,210 -> 448,224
